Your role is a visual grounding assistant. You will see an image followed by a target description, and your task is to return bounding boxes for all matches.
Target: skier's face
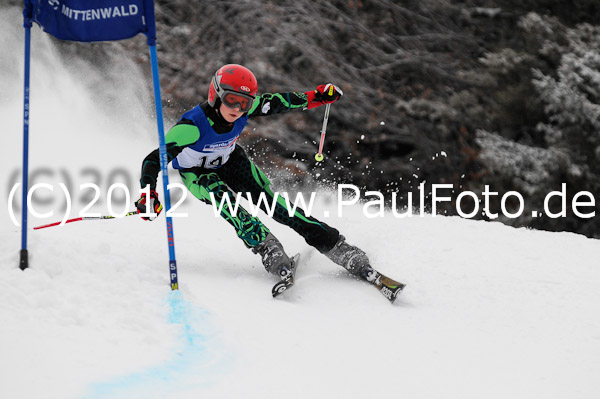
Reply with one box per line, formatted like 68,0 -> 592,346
220,103 -> 244,123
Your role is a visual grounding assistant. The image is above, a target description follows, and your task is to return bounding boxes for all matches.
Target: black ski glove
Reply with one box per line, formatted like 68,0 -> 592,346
135,189 -> 163,221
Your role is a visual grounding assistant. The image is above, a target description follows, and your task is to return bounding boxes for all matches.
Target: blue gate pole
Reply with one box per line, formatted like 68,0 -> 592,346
20,22 -> 31,271
148,44 -> 179,290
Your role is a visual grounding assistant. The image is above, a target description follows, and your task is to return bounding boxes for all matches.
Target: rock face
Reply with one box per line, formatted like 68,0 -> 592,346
11,0 -> 600,237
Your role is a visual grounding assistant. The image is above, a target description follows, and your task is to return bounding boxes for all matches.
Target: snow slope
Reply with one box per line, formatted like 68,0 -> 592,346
2,8 -> 600,399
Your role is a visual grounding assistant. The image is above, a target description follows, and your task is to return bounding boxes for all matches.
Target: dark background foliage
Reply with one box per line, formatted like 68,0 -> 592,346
9,0 -> 600,237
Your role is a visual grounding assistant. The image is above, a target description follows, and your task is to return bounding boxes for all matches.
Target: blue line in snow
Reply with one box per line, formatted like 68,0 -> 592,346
85,291 -> 230,399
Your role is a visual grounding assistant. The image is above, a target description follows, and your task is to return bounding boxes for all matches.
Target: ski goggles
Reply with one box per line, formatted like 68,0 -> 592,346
221,91 -> 255,112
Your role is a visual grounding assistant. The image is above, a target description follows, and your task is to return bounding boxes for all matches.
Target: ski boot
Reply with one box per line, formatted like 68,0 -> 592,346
326,235 -> 405,303
325,235 -> 371,276
253,232 -> 293,278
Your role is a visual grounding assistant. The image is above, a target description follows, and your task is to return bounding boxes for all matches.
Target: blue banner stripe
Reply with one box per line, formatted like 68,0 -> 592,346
24,0 -> 155,44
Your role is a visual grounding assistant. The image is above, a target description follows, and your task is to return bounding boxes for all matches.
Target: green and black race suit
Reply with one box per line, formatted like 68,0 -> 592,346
139,92 -> 340,253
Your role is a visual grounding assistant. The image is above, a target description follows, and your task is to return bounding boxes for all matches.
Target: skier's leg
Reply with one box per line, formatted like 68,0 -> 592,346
179,170 -> 268,248
219,147 -> 372,276
219,146 -> 339,253
179,169 -> 291,274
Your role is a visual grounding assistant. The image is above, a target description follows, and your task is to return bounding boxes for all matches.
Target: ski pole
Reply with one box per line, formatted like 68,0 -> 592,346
314,103 -> 331,162
33,211 -> 138,230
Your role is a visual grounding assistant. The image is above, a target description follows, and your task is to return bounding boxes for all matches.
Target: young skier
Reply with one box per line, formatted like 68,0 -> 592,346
136,64 -> 404,301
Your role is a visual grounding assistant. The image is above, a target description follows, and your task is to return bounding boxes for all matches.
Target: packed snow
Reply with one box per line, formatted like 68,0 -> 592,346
1,8 -> 600,399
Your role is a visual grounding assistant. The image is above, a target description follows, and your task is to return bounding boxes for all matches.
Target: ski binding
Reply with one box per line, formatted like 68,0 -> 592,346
272,253 -> 301,298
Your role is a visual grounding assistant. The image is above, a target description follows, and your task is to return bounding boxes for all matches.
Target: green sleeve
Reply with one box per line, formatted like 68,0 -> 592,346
248,92 -> 309,117
165,123 -> 200,146
139,124 -> 200,190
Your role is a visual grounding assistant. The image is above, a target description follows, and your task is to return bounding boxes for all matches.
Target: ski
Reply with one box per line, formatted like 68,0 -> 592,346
272,253 -> 301,298
363,268 -> 406,304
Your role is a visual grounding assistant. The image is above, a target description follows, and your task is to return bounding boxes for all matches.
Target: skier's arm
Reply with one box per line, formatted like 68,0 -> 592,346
247,92 -> 308,117
247,83 -> 343,118
139,120 -> 200,190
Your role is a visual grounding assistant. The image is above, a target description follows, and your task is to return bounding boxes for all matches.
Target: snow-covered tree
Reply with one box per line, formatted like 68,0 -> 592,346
475,13 -> 600,236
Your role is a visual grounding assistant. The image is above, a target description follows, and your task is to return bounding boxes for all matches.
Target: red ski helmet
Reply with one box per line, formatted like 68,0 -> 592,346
208,64 -> 258,112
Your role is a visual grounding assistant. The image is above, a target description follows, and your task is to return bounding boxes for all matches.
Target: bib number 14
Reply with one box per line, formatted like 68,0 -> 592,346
199,155 -> 223,169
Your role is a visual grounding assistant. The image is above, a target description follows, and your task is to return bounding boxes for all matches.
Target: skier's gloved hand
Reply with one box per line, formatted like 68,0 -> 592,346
135,189 -> 163,221
316,83 -> 343,103
305,83 -> 343,109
